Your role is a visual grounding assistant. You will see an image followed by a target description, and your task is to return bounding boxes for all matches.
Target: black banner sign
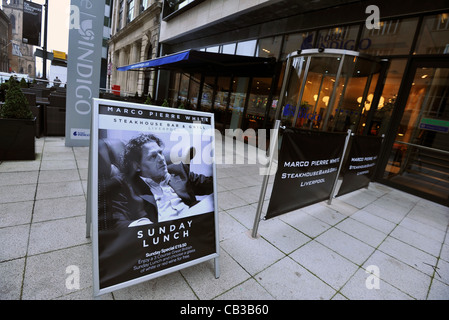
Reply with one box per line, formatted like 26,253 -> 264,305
266,129 -> 347,219
336,135 -> 383,197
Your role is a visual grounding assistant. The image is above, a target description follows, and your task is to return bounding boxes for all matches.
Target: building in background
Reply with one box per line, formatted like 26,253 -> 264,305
107,0 -> 162,99
1,0 -> 36,76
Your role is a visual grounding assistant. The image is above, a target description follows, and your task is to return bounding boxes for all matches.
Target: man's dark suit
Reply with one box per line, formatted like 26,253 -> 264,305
110,163 -> 213,228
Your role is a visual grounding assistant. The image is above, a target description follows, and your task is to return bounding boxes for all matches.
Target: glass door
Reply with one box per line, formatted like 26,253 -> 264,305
382,61 -> 449,205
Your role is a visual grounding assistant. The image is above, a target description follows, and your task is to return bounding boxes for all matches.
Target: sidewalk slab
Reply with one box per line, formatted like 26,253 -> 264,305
0,136 -> 447,300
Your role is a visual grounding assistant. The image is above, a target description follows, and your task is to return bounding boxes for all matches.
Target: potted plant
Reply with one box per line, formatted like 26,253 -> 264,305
0,76 -> 36,160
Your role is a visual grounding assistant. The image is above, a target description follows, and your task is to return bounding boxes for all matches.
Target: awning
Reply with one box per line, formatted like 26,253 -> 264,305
117,49 -> 276,77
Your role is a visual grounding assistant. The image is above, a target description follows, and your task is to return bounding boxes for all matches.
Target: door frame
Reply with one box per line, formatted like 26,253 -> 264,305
374,56 -> 449,206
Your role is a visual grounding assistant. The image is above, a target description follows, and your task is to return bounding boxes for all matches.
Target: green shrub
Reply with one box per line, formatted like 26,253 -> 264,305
0,76 -> 33,119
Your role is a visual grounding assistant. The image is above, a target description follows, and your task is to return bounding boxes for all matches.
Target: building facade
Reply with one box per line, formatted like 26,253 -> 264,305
118,0 -> 447,205
1,0 -> 36,76
107,0 -> 162,99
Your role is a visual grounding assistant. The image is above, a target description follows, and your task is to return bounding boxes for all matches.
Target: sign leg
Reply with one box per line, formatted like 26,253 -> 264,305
214,257 -> 220,279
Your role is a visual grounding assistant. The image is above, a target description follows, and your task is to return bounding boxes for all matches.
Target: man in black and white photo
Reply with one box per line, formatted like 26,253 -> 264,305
108,133 -> 214,228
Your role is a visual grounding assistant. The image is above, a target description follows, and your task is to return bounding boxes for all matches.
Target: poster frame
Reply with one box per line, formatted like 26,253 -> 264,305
89,98 -> 220,297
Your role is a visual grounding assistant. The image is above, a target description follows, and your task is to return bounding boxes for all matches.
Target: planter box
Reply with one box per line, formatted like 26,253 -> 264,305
0,117 -> 36,160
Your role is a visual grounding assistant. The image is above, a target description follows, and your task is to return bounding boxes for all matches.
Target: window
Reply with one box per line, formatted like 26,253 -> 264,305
142,0 -> 150,11
257,36 -> 282,59
10,14 -> 16,33
206,46 -> 219,53
118,0 -> 124,30
236,40 -> 256,56
317,25 -> 359,50
222,43 -> 236,55
415,13 -> 449,54
281,32 -> 315,60
359,17 -> 419,56
128,0 -> 135,23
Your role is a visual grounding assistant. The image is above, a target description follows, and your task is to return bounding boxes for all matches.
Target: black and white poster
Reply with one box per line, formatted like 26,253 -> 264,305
336,135 -> 383,197
266,129 -> 347,219
90,99 -> 219,296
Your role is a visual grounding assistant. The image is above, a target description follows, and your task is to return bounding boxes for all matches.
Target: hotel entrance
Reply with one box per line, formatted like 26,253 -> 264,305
276,49 -> 385,134
378,58 -> 449,205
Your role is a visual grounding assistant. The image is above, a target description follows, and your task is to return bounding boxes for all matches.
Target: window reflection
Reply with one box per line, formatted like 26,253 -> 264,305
360,18 -> 418,55
415,13 -> 449,54
257,36 -> 282,59
236,40 -> 256,56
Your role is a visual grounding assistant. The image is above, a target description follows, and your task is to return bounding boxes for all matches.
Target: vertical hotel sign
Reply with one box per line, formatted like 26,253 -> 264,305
66,0 -> 105,147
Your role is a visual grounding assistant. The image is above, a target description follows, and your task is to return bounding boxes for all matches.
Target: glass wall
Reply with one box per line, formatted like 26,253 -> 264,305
415,13 -> 449,54
369,59 -> 407,136
228,77 -> 250,130
316,25 -> 359,50
164,11 -> 448,135
200,76 -> 216,112
382,65 -> 449,203
279,49 -> 383,133
281,32 -> 315,59
214,76 -> 231,131
245,77 -> 272,130
257,36 -> 282,59
178,73 -> 190,107
188,73 -> 201,109
359,17 -> 419,56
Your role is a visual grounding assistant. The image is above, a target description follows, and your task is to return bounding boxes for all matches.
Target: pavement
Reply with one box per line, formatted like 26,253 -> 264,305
0,136 -> 448,300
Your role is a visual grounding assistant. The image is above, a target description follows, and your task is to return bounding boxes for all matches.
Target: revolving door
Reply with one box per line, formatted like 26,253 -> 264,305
276,49 -> 385,134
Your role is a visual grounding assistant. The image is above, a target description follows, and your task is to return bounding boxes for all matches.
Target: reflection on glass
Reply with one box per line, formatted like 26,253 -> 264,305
188,74 -> 201,109
316,25 -> 359,50
245,77 -> 272,130
415,13 -> 449,54
214,77 -> 231,130
281,32 -> 315,60
280,52 -> 382,133
178,73 -> 190,107
360,18 -> 418,56
168,72 -> 181,108
201,76 -> 216,112
257,36 -> 282,58
280,56 -> 307,125
236,40 -> 256,56
370,59 -> 407,136
229,77 -> 250,130
222,43 -> 236,55
383,67 -> 449,201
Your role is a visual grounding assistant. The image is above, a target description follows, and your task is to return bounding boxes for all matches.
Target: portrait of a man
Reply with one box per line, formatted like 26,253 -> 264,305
99,132 -> 214,229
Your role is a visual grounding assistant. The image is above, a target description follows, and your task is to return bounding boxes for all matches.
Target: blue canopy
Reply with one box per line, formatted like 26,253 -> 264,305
116,50 -> 191,71
116,49 -> 276,77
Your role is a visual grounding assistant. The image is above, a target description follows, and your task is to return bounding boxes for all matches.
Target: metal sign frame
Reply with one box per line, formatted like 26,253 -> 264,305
88,98 -> 220,297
